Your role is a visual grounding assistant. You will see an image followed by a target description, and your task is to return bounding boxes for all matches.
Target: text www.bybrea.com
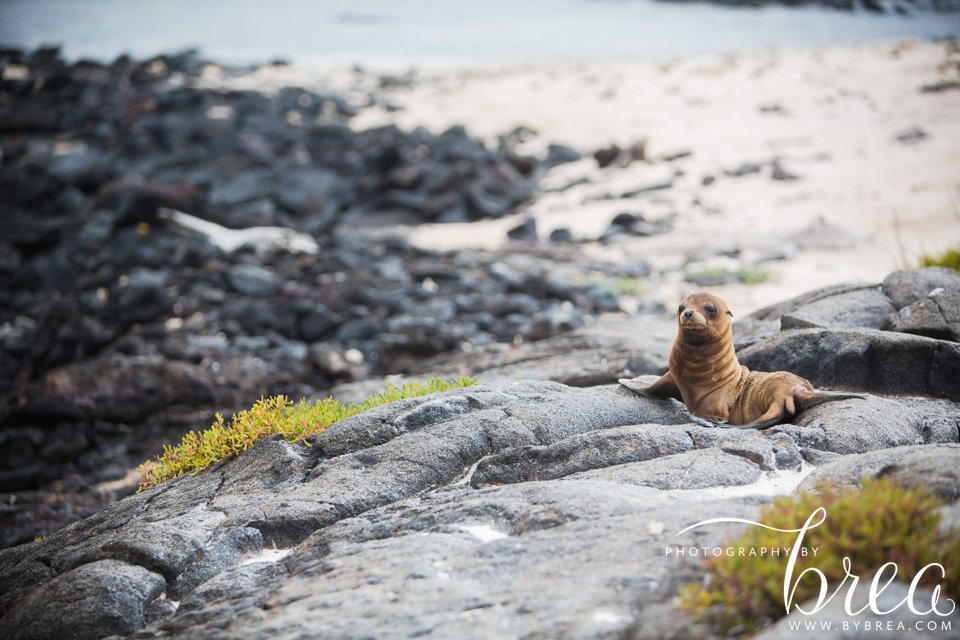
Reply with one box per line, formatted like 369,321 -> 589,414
788,619 -> 952,633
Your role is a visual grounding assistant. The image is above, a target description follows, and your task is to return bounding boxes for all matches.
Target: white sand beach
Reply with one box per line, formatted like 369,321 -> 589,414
205,39 -> 960,314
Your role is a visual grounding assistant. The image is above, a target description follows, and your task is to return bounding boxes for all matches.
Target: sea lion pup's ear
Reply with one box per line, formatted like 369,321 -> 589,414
727,310 -> 733,317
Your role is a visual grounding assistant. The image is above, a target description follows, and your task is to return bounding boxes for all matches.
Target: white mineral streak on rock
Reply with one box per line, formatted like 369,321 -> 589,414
240,547 -> 292,566
159,208 -> 319,257
459,524 -> 509,543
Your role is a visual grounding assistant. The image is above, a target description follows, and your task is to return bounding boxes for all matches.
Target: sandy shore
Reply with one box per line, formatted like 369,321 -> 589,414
204,40 -> 960,314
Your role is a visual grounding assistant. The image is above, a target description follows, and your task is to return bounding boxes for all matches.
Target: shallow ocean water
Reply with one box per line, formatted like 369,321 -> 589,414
0,0 -> 958,66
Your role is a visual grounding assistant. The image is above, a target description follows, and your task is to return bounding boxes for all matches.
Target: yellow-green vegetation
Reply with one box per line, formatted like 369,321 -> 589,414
919,247 -> 960,272
137,376 -> 477,492
601,274 -> 647,297
733,266 -> 770,285
684,266 -> 770,286
680,478 -> 960,636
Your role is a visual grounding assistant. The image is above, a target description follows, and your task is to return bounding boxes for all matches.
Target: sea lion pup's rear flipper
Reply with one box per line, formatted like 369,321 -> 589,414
618,372 -> 682,401
795,390 -> 866,411
737,408 -> 789,430
738,391 -> 866,430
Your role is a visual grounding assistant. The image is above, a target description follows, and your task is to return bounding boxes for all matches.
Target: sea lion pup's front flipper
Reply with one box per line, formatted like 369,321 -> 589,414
688,415 -> 728,429
618,372 -> 682,401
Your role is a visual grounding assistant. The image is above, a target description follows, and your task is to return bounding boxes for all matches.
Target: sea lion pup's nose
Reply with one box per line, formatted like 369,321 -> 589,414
683,310 -> 693,319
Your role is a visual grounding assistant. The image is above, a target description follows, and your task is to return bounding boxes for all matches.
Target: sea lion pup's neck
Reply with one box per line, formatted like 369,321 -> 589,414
671,327 -> 743,390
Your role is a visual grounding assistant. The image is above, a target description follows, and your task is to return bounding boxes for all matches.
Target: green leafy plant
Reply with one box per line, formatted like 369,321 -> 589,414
734,266 -> 770,285
679,477 -> 960,635
919,247 -> 960,272
137,376 -> 477,491
601,274 -> 647,297
684,266 -> 770,286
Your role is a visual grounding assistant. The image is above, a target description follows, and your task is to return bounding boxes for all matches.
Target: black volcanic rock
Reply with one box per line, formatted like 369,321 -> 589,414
1,48 -> 644,545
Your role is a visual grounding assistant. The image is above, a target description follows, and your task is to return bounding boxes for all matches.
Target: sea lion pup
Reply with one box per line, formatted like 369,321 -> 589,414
619,292 -> 863,429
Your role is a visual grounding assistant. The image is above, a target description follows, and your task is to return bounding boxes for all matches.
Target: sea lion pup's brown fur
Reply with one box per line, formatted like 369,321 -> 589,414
619,292 -> 863,429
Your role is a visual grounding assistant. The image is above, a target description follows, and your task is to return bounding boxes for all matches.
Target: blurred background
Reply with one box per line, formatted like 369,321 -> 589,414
0,0 -> 958,546
1,0 -> 959,65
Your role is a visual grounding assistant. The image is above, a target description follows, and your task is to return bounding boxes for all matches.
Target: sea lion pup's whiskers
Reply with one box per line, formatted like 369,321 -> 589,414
619,292 -> 865,429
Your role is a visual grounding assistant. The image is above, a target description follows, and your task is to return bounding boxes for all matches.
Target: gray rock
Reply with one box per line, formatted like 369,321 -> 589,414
0,239 -> 22,274
681,424 -> 803,470
564,447 -> 762,489
420,313 -> 676,387
770,158 -> 800,181
773,396 -> 926,456
724,162 -> 762,177
209,172 -> 269,207
168,527 -> 264,600
544,143 -> 581,168
143,485 -> 760,640
0,381 -> 758,640
386,314 -> 448,335
46,150 -> 113,190
144,595 -> 178,624
800,448 -> 843,465
471,422 -> 696,487
0,560 -> 164,640
21,353 -> 217,422
883,268 -> 960,341
2,375 -> 958,639
799,443 -> 960,502
889,297 -> 957,341
470,418 -> 811,490
528,304 -> 585,341
733,283 -> 884,350
895,126 -> 929,144
108,268 -> 172,327
778,286 -> 894,331
899,397 -> 960,444
882,268 -> 960,310
0,316 -> 37,355
738,328 -> 960,400
297,303 -> 340,342
272,167 -> 343,221
227,263 -> 279,296
506,215 -> 538,241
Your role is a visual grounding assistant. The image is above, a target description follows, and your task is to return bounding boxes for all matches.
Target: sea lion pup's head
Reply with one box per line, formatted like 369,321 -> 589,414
676,292 -> 733,343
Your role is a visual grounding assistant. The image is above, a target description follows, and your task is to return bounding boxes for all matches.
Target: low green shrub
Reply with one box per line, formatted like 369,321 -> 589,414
920,247 -> 960,272
679,477 -> 960,635
601,274 -> 646,297
137,376 -> 477,491
684,266 -> 770,286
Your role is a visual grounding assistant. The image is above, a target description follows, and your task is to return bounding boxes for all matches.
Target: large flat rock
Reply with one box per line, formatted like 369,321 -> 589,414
1,362 -> 958,637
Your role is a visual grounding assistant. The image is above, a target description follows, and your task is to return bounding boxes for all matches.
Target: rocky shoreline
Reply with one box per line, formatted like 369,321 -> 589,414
0,269 -> 957,638
0,48 -> 652,546
1,43 -> 959,547
1,44 -> 959,638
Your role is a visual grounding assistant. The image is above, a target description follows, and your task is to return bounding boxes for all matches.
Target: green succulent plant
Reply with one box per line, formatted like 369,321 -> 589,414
679,477 -> 960,636
919,248 -> 960,272
137,376 -> 478,491
684,266 -> 770,286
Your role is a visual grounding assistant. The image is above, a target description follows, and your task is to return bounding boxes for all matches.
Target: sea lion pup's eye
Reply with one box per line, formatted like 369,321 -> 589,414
678,304 -> 685,315
704,305 -> 717,317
